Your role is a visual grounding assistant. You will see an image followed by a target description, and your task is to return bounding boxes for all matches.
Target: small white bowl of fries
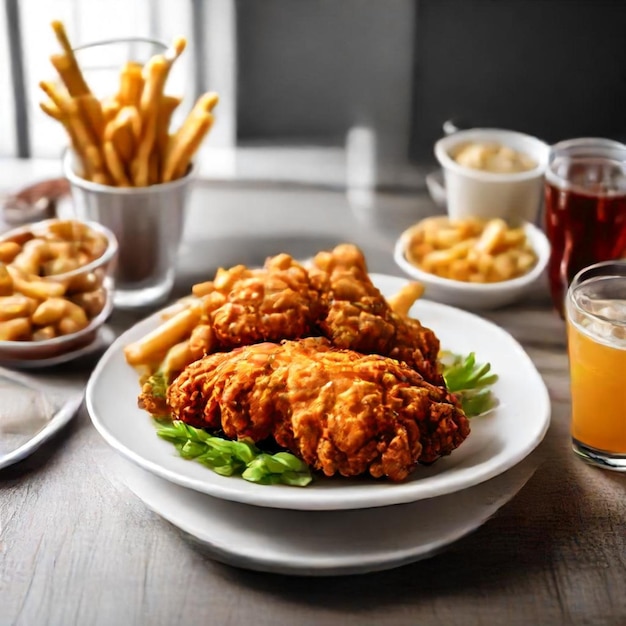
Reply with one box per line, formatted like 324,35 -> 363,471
0,219 -> 117,363
394,216 -> 550,310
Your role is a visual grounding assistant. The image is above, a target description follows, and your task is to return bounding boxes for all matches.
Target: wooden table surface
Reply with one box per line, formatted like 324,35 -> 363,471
1,180 -> 626,626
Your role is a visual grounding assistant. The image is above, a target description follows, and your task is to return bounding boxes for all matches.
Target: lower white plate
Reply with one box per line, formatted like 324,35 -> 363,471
120,453 -> 539,576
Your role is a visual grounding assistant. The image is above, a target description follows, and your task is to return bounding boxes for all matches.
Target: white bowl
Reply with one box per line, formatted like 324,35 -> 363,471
0,218 -> 118,362
393,221 -> 550,310
434,128 -> 550,224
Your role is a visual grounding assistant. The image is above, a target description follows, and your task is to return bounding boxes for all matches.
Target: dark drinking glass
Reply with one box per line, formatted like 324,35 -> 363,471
544,138 -> 626,316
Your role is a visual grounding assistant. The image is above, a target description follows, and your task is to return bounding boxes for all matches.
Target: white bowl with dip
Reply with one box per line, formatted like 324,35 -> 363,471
433,128 -> 550,223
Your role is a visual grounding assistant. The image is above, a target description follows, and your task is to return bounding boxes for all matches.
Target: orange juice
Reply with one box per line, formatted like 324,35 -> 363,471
567,318 -> 626,453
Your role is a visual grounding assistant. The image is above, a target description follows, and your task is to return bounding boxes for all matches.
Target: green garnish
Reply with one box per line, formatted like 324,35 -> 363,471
440,351 -> 499,417
155,420 -> 313,487
146,371 -> 168,399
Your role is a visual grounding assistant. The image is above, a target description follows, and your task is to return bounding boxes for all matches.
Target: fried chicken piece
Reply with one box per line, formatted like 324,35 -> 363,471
166,338 -> 469,481
193,253 -> 322,349
309,244 -> 443,385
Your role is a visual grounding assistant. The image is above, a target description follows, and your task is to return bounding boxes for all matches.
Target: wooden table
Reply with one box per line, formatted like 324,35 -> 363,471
1,179 -> 625,626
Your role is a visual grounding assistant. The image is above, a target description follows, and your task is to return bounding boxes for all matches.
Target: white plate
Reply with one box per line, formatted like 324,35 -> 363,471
86,273 -> 550,511
120,453 -> 539,576
0,368 -> 84,470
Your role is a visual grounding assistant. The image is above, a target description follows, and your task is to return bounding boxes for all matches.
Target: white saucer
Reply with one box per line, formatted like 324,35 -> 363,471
119,454 -> 539,576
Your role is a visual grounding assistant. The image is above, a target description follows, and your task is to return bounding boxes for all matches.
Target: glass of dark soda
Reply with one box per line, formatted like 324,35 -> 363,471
544,138 -> 626,316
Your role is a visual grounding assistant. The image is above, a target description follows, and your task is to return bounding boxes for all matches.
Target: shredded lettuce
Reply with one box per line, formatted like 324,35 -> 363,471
440,351 -> 499,417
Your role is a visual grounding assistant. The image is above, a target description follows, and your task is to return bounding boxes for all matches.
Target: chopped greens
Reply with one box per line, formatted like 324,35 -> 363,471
155,420 -> 313,487
145,371 -> 168,399
440,351 -> 499,417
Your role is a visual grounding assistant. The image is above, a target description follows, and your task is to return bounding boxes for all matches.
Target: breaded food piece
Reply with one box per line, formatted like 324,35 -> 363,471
166,338 -> 469,481
309,244 -> 442,385
193,253 -> 322,348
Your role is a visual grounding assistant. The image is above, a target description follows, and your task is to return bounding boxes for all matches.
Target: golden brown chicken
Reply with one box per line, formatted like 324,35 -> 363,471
309,243 -> 442,385
164,338 -> 469,482
192,252 -> 323,348
182,243 -> 441,385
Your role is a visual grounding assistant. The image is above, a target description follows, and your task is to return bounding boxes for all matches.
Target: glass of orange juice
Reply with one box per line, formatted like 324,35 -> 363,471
566,260 -> 626,469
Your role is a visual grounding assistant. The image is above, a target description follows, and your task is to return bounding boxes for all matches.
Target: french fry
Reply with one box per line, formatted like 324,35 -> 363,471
50,53 -> 88,97
156,94 -> 181,174
123,305 -> 202,366
131,56 -> 170,186
103,141 -> 131,187
104,109 -> 137,164
474,219 -> 507,254
50,21 -> 91,95
76,94 -> 105,143
39,100 -> 63,121
148,150 -> 160,185
161,339 -> 195,376
162,111 -> 213,182
102,96 -> 122,125
386,282 -> 425,317
117,61 -> 144,107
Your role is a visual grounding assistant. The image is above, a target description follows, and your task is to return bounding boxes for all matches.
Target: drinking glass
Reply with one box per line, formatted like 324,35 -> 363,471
545,138 -> 626,316
566,260 -> 626,469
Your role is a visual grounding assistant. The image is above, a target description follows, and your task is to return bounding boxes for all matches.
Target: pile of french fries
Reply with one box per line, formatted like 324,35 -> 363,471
0,221 -> 109,342
404,216 -> 538,283
39,21 -> 218,187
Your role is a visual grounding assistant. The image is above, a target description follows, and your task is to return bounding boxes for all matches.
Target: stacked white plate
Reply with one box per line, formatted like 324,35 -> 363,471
86,274 -> 551,576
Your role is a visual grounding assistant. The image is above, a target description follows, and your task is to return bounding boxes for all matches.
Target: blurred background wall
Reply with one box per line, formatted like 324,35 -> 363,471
2,0 -> 625,188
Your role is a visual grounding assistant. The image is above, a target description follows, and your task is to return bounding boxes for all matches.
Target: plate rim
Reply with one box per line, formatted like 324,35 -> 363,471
0,369 -> 84,470
86,272 -> 551,510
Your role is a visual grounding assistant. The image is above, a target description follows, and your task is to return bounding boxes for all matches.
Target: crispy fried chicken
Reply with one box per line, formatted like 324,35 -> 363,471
309,244 -> 442,384
188,243 -> 441,384
165,338 -> 469,481
193,253 -> 322,348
